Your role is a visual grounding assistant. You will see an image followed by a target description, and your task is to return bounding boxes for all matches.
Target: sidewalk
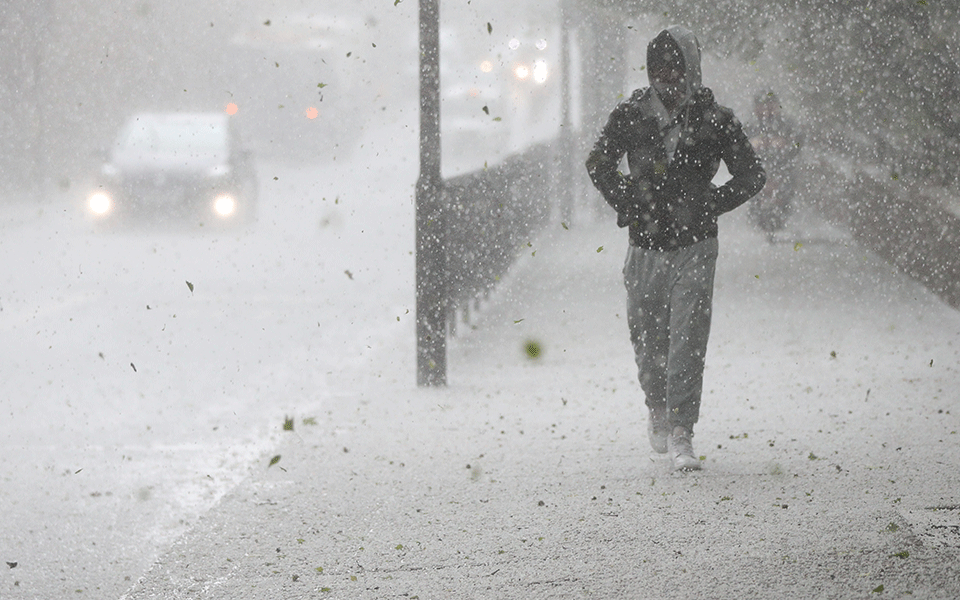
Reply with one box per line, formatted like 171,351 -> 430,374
123,205 -> 960,599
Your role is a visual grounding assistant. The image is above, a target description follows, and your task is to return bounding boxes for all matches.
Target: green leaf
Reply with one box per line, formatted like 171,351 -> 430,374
186,281 -> 194,293
268,455 -> 281,468
596,246 -> 604,253
524,340 -> 542,359
487,22 -> 492,34
283,416 -> 294,431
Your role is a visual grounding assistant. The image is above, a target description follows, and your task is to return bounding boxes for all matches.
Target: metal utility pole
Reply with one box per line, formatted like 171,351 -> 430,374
558,0 -> 575,225
415,0 -> 446,386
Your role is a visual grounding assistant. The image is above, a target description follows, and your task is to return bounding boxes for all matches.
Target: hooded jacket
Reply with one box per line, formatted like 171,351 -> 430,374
586,26 -> 765,250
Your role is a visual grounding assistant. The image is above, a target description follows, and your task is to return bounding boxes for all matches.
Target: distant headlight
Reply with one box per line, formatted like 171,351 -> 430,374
514,64 -> 530,81
533,59 -> 548,84
88,191 -> 112,215
208,164 -> 232,177
213,194 -> 237,217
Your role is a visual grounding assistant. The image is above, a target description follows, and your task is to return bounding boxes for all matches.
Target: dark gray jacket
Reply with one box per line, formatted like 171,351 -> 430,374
586,26 -> 765,250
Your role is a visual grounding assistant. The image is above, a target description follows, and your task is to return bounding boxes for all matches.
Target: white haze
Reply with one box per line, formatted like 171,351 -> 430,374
1,0 -> 958,598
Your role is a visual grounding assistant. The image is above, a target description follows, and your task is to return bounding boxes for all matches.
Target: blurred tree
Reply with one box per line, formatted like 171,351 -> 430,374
0,0 -> 51,193
577,0 -> 960,184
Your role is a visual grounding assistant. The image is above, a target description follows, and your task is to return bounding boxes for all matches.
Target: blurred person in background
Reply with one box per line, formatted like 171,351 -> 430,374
747,90 -> 803,240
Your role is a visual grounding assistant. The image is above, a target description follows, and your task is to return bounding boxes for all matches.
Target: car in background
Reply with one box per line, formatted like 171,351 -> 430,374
87,112 -> 258,227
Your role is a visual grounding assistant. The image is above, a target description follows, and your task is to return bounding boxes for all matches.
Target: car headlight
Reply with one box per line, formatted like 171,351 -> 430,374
213,194 -> 237,217
533,59 -> 548,84
88,191 -> 112,215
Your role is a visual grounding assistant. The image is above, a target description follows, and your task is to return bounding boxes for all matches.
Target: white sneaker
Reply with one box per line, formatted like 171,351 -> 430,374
647,406 -> 669,454
668,426 -> 701,471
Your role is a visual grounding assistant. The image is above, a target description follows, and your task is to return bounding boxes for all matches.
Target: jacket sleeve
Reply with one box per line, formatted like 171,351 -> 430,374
708,111 -> 766,215
585,101 -> 644,223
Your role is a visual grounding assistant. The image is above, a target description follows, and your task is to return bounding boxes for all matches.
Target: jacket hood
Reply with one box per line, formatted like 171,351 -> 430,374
647,25 -> 702,110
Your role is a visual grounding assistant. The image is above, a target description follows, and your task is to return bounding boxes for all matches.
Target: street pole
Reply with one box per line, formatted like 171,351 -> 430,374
416,0 -> 446,386
559,0 -> 575,225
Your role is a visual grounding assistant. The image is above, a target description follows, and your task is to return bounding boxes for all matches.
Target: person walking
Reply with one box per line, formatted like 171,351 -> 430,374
585,25 -> 765,471
746,90 -> 804,239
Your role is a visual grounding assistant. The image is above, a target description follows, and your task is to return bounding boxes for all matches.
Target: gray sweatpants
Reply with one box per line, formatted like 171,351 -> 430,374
623,238 -> 718,430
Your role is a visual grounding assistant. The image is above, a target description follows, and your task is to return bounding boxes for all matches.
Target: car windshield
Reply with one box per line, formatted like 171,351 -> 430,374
116,114 -> 228,157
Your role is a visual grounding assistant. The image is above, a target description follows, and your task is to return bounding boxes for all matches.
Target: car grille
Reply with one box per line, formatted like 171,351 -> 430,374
122,173 -> 206,205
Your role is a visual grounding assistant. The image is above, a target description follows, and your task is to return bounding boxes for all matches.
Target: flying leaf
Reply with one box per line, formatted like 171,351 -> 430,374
596,246 -> 604,253
186,281 -> 194,293
524,340 -> 542,359
482,105 -> 489,115
130,362 -> 137,372
283,416 -> 294,431
268,455 -> 282,468
487,22 -> 493,34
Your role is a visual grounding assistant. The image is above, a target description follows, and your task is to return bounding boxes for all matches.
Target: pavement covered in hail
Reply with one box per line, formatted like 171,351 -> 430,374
123,205 -> 960,599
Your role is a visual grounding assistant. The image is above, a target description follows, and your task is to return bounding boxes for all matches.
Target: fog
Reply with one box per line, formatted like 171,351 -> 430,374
1,0 -> 959,597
